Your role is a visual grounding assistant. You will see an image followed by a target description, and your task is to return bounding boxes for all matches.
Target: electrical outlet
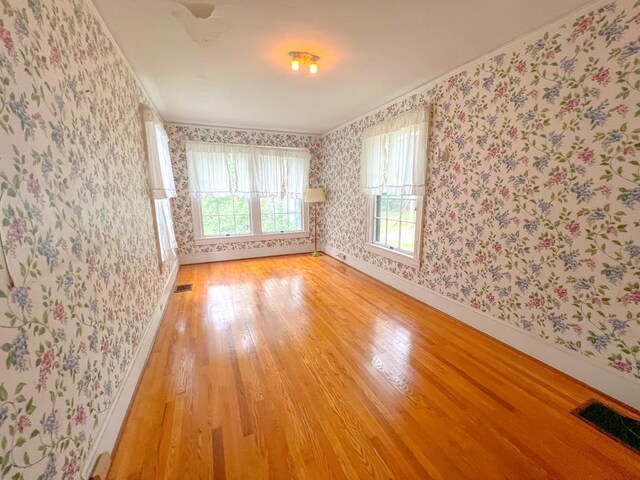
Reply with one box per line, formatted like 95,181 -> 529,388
337,253 -> 347,260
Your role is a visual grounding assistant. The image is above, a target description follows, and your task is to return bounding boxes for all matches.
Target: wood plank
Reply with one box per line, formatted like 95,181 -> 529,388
108,254 -> 640,479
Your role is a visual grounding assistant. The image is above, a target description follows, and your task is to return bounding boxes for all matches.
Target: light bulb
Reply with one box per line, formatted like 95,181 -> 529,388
309,63 -> 318,74
291,59 -> 300,71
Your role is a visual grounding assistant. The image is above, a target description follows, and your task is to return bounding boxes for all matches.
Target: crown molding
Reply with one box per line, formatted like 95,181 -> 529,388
164,120 -> 323,137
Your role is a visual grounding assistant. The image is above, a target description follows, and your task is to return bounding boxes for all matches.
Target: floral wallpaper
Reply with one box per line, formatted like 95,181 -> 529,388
319,0 -> 640,382
1,0 -> 638,477
0,0 -> 173,478
166,124 -> 322,257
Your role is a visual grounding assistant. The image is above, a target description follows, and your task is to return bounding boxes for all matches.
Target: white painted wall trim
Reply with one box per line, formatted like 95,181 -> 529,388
165,121 -> 322,137
81,258 -> 180,479
179,243 -> 314,264
321,244 -> 640,410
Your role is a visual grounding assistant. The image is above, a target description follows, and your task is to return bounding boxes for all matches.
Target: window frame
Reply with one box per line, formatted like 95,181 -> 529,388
364,194 -> 424,267
259,196 -> 305,234
142,106 -> 177,268
192,196 -> 309,245
199,195 -> 253,238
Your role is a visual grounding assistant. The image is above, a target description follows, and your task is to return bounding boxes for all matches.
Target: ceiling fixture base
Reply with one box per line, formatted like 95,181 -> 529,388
289,51 -> 320,74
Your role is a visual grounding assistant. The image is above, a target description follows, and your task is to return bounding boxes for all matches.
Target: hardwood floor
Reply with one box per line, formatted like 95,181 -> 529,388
108,254 -> 640,479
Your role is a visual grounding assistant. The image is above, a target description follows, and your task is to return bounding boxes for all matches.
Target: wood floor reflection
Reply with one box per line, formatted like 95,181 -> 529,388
108,254 -> 640,479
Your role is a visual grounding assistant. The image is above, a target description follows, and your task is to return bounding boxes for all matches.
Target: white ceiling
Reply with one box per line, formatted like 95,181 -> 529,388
93,0 -> 592,134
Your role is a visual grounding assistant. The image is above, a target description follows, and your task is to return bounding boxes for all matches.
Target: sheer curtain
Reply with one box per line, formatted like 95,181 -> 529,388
187,142 -> 310,199
143,109 -> 176,199
284,153 -> 310,199
155,199 -> 177,262
241,147 -> 310,198
186,142 -> 235,198
360,106 -> 429,196
186,142 -> 234,197
142,106 -> 178,265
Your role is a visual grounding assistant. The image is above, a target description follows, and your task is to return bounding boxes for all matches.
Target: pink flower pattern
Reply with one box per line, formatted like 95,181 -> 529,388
0,0 -> 638,478
319,0 -> 640,381
166,125 -> 322,256
0,0 -> 174,477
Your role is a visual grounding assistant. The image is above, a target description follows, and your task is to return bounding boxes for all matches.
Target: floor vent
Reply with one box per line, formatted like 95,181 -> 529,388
174,284 -> 193,293
574,400 -> 640,454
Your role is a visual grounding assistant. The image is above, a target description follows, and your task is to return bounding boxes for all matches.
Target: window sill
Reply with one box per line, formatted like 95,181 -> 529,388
364,243 -> 420,267
194,231 -> 309,245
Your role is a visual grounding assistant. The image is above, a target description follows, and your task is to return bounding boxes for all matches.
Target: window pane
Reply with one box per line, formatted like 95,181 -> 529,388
377,195 -> 388,216
386,221 -> 400,249
272,198 -> 283,214
400,222 -> 416,253
377,218 -> 389,244
388,197 -> 402,221
260,198 -> 302,233
236,215 -> 250,234
217,197 -> 235,215
274,213 -> 287,231
261,215 -> 275,232
260,198 -> 273,213
219,215 -> 236,235
202,216 -> 220,236
372,194 -> 420,256
234,197 -> 249,214
200,195 -> 254,237
201,197 -> 218,216
403,199 -> 417,223
200,195 -> 306,237
289,213 -> 300,230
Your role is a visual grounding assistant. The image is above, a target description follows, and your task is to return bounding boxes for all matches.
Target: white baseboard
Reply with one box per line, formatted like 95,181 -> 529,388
81,258 -> 180,479
179,243 -> 314,264
321,244 -> 640,410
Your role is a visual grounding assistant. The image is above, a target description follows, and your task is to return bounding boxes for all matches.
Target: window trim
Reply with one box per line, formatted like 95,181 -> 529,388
191,196 -> 309,245
364,194 -> 423,267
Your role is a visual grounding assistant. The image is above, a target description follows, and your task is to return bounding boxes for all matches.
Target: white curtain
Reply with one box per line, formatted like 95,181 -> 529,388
142,106 -> 178,266
144,109 -> 176,199
186,142 -> 234,197
360,106 -> 429,196
155,199 -> 177,262
285,153 -> 310,199
241,147 -> 310,198
187,142 -> 310,199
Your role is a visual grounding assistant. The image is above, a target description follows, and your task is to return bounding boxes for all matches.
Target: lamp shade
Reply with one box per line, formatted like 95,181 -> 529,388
304,188 -> 326,203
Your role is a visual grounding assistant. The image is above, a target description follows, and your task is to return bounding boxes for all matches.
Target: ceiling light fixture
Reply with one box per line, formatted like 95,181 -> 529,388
289,51 -> 320,74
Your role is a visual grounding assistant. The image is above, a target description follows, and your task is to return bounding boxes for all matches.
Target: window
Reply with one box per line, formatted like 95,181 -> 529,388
260,197 -> 303,233
142,106 -> 177,266
187,142 -> 309,244
361,107 -> 428,265
201,196 -> 251,236
366,193 -> 423,265
373,194 -> 419,255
